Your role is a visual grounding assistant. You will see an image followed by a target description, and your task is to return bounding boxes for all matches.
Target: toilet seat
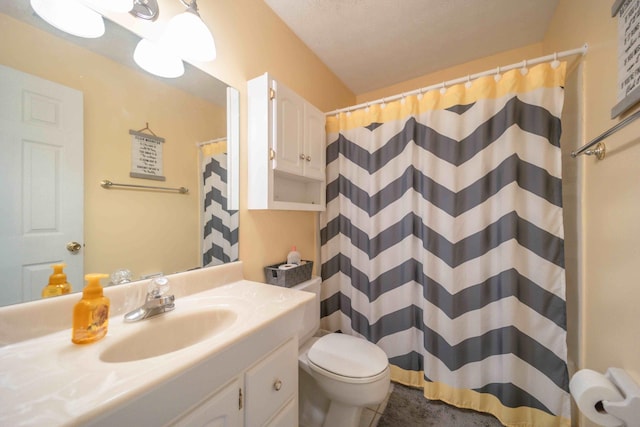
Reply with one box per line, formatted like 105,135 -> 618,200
307,334 -> 388,382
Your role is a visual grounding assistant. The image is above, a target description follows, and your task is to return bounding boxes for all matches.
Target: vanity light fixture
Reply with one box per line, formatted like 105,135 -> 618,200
30,0 -> 105,39
84,0 -> 134,13
161,0 -> 217,62
133,38 -> 185,79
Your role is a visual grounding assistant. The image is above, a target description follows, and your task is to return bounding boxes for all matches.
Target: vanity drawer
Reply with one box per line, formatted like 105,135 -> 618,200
244,338 -> 297,426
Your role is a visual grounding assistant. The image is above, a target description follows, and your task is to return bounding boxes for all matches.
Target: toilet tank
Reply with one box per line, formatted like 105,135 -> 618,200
291,276 -> 321,344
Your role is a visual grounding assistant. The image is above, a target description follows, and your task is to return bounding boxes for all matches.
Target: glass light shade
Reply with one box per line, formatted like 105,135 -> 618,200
83,0 -> 133,13
133,38 -> 185,79
30,0 -> 105,38
162,10 -> 216,62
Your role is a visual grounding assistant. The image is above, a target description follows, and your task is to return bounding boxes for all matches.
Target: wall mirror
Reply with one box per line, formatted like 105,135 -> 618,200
0,2 -> 239,307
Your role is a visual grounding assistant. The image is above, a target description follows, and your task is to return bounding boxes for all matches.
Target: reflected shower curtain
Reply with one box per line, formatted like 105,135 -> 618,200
320,63 -> 570,427
201,141 -> 239,266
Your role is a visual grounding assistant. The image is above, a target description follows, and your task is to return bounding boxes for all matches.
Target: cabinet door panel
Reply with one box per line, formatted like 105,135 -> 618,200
265,397 -> 297,427
304,104 -> 326,181
274,82 -> 304,176
245,339 -> 297,426
171,378 -> 241,427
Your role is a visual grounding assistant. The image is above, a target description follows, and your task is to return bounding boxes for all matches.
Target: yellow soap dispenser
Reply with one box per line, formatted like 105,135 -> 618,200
42,263 -> 72,298
72,273 -> 110,345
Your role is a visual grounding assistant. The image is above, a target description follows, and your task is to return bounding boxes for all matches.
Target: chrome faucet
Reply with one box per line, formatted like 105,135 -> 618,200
124,276 -> 175,322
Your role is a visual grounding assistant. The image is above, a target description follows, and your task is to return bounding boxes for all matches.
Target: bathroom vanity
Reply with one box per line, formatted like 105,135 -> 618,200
0,262 -> 312,426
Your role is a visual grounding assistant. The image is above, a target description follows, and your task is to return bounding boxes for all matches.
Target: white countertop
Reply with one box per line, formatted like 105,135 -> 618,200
0,272 -> 313,426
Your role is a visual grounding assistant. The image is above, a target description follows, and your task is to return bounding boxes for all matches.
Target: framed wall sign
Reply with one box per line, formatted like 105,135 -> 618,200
612,0 -> 640,118
129,128 -> 166,181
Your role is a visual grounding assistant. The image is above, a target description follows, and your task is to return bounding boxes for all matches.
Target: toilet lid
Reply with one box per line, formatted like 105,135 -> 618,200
307,334 -> 388,378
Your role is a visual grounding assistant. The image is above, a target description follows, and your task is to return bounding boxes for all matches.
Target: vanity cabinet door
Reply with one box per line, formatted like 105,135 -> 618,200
264,397 -> 297,427
244,338 -> 297,426
171,378 -> 242,427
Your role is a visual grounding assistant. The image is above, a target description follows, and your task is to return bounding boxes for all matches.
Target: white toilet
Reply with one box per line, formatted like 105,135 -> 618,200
291,277 -> 391,427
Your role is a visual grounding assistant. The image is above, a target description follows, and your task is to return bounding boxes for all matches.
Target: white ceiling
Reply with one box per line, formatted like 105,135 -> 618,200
264,0 -> 559,94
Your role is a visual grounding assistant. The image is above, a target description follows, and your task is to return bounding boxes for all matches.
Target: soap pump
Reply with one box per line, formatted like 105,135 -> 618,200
72,273 -> 110,345
42,263 -> 72,298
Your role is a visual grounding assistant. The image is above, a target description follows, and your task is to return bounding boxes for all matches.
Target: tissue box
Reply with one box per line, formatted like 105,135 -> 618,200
264,261 -> 313,287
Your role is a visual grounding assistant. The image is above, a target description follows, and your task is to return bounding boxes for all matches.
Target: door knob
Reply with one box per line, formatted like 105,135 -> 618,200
299,153 -> 306,160
66,241 -> 82,254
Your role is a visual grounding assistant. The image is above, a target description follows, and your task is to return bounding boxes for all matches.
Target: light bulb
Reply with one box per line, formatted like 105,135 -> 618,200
133,38 -> 185,79
30,0 -> 105,38
162,9 -> 216,62
83,0 -> 133,13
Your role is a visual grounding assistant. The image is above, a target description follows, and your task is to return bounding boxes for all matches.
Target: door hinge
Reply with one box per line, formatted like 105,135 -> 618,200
238,387 -> 243,410
269,88 -> 276,100
269,148 -> 276,160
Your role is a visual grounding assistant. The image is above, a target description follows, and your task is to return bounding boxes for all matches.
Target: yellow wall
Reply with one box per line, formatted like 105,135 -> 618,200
194,0 -> 355,281
545,1 -> 640,425
114,0 -> 356,281
0,13 -> 226,278
356,43 -> 545,103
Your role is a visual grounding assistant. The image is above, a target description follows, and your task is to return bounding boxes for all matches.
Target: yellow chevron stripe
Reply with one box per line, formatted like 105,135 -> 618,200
390,365 -> 570,427
327,62 -> 566,134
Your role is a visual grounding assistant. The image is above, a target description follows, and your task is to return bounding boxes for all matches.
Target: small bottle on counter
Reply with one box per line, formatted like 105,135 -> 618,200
41,263 -> 72,298
72,274 -> 110,345
287,246 -> 301,265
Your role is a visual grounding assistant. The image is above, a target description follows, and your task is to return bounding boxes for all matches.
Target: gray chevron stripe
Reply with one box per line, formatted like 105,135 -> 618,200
203,157 -> 227,183
320,290 -> 568,394
204,186 -> 227,210
321,254 -> 566,328
326,96 -> 561,169
203,242 -> 230,265
321,210 -> 564,268
202,154 -> 239,265
326,155 -> 563,216
474,382 -> 551,413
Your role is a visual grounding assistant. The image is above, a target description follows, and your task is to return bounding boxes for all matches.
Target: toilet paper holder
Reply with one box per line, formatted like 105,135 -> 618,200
602,368 -> 640,427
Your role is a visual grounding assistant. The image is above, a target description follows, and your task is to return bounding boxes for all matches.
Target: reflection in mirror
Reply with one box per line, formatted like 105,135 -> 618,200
0,2 -> 239,307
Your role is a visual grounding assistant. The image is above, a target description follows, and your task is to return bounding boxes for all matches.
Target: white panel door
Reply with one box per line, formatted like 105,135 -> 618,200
0,65 -> 83,306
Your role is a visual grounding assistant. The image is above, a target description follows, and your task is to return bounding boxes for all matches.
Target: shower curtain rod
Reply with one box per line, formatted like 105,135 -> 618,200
325,43 -> 588,116
196,136 -> 226,147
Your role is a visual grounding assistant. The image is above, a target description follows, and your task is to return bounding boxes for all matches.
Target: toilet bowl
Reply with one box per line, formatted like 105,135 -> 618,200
290,277 -> 391,427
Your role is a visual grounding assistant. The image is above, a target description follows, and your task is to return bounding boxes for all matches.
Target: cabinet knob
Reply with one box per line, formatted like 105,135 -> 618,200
273,379 -> 283,391
299,153 -> 306,160
306,156 -> 311,162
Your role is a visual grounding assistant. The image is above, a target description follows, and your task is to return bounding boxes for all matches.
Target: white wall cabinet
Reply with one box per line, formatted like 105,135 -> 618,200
170,338 -> 298,427
248,73 -> 326,211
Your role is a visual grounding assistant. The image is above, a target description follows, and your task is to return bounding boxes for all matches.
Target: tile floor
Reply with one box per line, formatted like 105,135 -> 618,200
358,383 -> 395,427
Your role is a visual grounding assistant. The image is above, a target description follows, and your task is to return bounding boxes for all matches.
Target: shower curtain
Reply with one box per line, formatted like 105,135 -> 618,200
320,62 -> 569,427
201,142 -> 239,266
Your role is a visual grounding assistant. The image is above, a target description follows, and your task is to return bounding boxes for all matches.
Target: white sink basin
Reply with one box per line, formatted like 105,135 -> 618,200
100,308 -> 238,363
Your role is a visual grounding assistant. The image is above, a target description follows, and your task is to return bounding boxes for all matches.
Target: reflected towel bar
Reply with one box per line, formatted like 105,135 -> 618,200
571,109 -> 640,159
100,180 -> 188,194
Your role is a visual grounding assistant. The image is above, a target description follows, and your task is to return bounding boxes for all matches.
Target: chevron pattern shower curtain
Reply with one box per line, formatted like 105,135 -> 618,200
320,63 -> 570,427
202,151 -> 239,266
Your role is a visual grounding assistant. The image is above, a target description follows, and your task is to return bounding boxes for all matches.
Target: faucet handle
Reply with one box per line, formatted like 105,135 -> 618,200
147,276 -> 171,298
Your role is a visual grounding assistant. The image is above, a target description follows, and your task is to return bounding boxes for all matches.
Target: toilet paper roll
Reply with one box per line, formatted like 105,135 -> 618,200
570,369 -> 625,427
278,264 -> 296,270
